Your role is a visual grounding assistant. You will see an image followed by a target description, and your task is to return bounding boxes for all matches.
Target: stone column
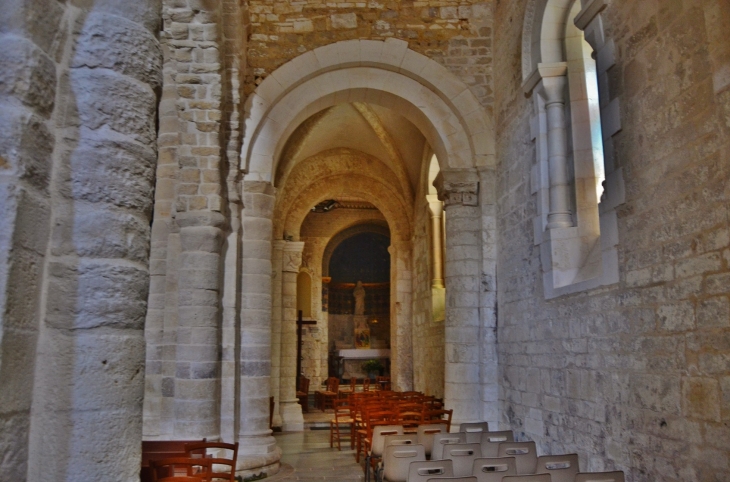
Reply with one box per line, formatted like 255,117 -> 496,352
0,1 -> 61,479
279,241 -> 305,431
23,2 -> 162,480
175,211 -> 226,440
269,240 -> 286,428
434,169 -> 482,426
539,65 -> 573,229
427,195 -> 445,289
238,181 -> 279,474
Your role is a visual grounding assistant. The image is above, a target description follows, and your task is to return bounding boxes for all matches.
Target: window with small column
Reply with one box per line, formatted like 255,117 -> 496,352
522,0 -> 624,298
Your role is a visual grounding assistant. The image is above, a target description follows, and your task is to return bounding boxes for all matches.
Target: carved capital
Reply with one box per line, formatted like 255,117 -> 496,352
282,241 -> 305,272
433,169 -> 480,207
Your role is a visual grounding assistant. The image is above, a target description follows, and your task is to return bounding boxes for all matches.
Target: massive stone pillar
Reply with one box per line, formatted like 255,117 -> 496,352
238,181 -> 279,474
269,240 -> 286,428
435,169 -> 483,426
174,212 -> 226,439
279,241 -> 305,431
21,1 -> 162,480
0,1 -> 62,478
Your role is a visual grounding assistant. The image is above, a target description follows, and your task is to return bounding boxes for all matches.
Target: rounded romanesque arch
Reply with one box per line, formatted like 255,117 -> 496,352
322,223 -> 391,278
241,38 -> 495,181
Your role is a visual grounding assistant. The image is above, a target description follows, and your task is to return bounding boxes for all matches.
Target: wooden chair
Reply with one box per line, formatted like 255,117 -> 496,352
184,441 -> 239,482
423,408 -> 453,432
141,440 -> 206,482
315,377 -> 339,411
330,398 -> 354,450
296,376 -> 310,412
157,477 -> 205,482
150,457 -> 211,482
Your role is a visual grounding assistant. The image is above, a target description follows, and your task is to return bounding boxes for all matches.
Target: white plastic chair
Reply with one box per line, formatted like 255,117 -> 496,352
426,477 -> 477,482
501,475 -> 551,482
458,422 -> 490,443
442,443 -> 482,477
497,442 -> 538,475
472,456 -> 517,482
417,423 -> 448,459
479,431 -> 515,457
367,425 -> 404,482
431,432 -> 466,461
407,459 -> 454,482
382,444 -> 426,482
575,471 -> 625,482
536,454 -> 579,482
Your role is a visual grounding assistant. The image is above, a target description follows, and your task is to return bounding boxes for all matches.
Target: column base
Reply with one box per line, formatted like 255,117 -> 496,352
280,400 -> 304,432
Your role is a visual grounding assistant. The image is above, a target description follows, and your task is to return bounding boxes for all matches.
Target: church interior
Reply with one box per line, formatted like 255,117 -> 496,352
0,0 -> 728,481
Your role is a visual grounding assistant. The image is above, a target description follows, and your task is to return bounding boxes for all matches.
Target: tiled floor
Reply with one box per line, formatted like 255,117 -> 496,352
265,412 -> 365,481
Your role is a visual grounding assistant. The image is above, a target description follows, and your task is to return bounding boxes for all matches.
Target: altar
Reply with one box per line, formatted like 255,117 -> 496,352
337,348 -> 391,379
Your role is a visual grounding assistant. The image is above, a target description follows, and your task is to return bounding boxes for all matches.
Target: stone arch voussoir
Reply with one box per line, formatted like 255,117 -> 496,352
242,39 -> 494,182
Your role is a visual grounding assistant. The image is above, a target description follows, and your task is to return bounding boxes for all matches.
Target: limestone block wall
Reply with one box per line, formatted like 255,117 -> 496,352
246,0 -> 495,110
1,0 -> 162,480
494,0 -> 730,480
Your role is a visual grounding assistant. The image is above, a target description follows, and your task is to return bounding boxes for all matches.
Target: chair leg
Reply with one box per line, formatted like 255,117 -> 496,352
364,454 -> 370,482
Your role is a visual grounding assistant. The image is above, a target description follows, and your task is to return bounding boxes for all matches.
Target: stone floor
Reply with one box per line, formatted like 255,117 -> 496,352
265,411 -> 365,481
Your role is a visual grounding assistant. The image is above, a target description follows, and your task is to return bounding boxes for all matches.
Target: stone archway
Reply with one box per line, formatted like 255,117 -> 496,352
238,38 -> 499,446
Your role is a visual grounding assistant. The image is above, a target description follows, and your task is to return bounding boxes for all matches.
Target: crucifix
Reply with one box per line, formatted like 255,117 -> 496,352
296,310 -> 317,391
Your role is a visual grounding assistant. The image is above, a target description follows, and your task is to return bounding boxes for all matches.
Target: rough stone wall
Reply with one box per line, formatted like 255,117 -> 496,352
494,0 -> 730,480
246,0 -> 495,111
1,0 -> 161,480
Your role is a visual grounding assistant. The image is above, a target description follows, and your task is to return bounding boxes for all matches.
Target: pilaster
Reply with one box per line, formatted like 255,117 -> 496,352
279,241 -> 305,432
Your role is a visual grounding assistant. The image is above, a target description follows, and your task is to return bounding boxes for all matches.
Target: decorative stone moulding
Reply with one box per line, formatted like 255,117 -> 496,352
522,0 -> 624,299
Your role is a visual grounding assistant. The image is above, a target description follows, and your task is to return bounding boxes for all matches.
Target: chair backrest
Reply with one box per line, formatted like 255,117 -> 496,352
423,409 -> 453,432
497,442 -> 538,475
384,433 -> 418,447
363,378 -> 371,391
417,423 -> 448,457
574,471 -> 625,482
459,422 -> 490,443
442,443 -> 482,477
472,456 -> 518,482
150,457 -> 211,482
479,430 -> 515,457
536,454 -> 579,482
157,477 -> 205,482
407,459 -> 454,482
329,377 -> 340,391
298,376 -> 310,393
382,443 -> 426,482
501,475 -> 551,482
426,477 -> 477,482
184,441 -> 239,482
370,424 -> 404,457
431,432 -> 467,460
